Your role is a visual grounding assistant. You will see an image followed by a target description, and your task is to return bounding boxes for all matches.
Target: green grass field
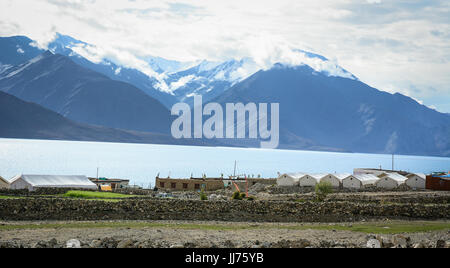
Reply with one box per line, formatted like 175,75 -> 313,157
62,191 -> 138,199
0,221 -> 448,234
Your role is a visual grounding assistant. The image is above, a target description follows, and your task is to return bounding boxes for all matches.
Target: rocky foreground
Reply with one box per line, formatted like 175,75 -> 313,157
0,221 -> 449,248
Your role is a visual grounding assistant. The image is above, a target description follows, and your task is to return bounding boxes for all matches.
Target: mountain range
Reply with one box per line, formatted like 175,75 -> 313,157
213,64 -> 450,156
0,90 -> 207,146
0,34 -> 257,108
0,34 -> 449,157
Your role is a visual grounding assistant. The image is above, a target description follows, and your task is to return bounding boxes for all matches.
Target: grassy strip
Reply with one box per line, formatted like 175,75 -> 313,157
0,196 -> 24,199
282,222 -> 450,234
0,195 -> 125,202
0,221 -> 448,234
63,191 -> 138,199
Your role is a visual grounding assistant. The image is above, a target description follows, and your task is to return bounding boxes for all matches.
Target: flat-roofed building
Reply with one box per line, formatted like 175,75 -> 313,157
89,177 -> 130,190
156,177 -> 225,192
426,173 -> 450,191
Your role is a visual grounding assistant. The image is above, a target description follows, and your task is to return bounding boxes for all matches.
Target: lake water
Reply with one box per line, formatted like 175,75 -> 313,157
0,138 -> 449,187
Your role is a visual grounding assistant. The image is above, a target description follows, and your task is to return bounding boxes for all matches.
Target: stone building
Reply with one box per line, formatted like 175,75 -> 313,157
156,177 -> 276,192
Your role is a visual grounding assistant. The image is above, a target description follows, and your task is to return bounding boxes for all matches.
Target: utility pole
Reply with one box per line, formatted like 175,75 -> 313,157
96,167 -> 100,191
392,154 -> 395,171
245,175 -> 249,198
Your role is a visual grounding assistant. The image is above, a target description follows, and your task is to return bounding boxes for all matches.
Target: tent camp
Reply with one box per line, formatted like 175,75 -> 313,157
405,173 -> 426,189
277,173 -> 306,187
342,174 -> 379,189
300,174 -> 327,187
376,173 -> 408,189
321,173 -> 350,188
0,176 -> 10,189
9,175 -> 97,191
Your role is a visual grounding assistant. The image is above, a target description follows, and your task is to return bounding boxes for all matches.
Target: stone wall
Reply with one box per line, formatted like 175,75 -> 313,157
320,194 -> 450,204
113,188 -> 153,196
0,198 -> 448,222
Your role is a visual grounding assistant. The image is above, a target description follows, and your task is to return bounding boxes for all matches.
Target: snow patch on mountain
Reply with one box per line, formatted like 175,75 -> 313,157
30,33 -> 358,98
48,33 -> 173,92
0,63 -> 12,75
0,52 -> 51,79
252,47 -> 357,80
16,47 -> 24,54
196,60 -> 222,73
169,75 -> 196,91
147,56 -> 198,74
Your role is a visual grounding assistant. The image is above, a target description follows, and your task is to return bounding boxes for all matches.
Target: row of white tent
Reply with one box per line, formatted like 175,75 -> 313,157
277,172 -> 426,190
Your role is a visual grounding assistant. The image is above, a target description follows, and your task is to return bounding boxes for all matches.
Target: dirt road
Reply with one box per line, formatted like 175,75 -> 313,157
0,220 -> 449,248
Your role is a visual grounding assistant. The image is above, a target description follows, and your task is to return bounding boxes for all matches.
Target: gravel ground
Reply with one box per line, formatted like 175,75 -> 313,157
0,220 -> 449,248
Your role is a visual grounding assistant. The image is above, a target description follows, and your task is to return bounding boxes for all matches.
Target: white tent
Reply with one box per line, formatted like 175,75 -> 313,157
321,173 -> 350,188
9,175 -> 97,191
300,174 -> 327,187
405,173 -> 426,189
343,174 -> 379,189
277,173 -> 306,186
0,176 -> 10,189
376,173 -> 408,189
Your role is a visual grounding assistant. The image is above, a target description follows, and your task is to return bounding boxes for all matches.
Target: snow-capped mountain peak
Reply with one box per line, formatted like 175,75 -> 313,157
1,34 -> 359,109
157,57 -> 260,105
283,49 -> 357,80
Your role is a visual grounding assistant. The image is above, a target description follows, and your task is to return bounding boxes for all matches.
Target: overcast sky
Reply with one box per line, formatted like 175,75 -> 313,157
1,0 -> 449,112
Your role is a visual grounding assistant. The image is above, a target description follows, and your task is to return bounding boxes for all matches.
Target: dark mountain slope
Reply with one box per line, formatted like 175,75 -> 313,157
0,36 -> 43,66
0,90 -> 208,146
0,51 -> 172,134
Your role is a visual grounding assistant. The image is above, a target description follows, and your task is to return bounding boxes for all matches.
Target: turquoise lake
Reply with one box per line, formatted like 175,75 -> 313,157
0,138 -> 449,187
